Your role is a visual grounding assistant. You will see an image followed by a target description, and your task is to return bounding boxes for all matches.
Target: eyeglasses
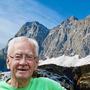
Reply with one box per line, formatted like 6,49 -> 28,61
9,53 -> 37,61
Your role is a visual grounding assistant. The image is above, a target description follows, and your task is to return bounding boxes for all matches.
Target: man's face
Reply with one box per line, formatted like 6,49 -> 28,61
7,40 -> 38,80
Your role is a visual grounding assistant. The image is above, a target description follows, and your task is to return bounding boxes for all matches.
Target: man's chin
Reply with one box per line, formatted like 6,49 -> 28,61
16,74 -> 31,80
15,71 -> 33,80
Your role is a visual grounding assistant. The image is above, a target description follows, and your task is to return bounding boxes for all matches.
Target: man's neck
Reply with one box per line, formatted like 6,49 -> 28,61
7,78 -> 31,88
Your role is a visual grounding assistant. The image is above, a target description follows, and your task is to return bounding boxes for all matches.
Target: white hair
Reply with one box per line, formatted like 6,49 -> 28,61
7,36 -> 39,56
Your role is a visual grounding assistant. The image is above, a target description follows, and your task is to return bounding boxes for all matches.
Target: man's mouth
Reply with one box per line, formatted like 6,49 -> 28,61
17,67 -> 29,71
17,69 -> 28,71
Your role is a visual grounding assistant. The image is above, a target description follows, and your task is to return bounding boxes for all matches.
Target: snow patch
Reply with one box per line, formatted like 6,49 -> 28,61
39,55 -> 90,67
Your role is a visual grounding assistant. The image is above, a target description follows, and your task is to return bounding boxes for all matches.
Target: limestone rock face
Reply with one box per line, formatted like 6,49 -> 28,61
15,21 -> 49,53
41,16 -> 90,58
76,65 -> 90,90
79,73 -> 90,90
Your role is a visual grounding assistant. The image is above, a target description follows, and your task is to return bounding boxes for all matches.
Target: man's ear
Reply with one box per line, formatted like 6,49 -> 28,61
35,59 -> 39,70
6,58 -> 10,69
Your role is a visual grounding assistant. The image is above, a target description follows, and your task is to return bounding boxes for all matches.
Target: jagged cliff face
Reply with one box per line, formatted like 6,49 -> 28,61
15,21 -> 49,53
41,16 -> 90,58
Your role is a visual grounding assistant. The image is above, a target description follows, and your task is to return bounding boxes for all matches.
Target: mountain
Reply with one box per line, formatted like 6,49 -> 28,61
41,16 -> 90,59
0,16 -> 90,66
15,21 -> 49,53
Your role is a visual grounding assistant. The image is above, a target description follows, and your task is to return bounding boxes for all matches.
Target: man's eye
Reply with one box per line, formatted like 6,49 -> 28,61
27,56 -> 32,58
27,55 -> 33,59
15,56 -> 22,59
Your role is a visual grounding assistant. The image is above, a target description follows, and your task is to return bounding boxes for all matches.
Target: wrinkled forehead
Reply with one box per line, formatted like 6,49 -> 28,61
11,40 -> 35,55
14,50 -> 34,56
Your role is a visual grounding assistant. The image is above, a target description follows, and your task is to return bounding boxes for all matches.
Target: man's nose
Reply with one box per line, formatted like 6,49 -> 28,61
19,56 -> 27,64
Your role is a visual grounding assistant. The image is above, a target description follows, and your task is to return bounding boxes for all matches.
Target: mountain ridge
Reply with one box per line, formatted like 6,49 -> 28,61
0,15 -> 90,64
41,15 -> 90,59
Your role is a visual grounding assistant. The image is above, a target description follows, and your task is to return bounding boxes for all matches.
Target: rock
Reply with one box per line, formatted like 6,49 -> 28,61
41,16 -> 90,58
15,21 -> 49,53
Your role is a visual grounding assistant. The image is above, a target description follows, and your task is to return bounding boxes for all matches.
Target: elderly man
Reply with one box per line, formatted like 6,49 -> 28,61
0,36 -> 66,90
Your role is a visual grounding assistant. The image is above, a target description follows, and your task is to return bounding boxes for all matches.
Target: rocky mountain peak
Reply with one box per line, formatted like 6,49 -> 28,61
15,21 -> 49,36
85,15 -> 90,19
60,16 -> 78,26
24,21 -> 45,28
40,16 -> 90,59
23,21 -> 41,25
68,16 -> 78,21
15,21 -> 49,54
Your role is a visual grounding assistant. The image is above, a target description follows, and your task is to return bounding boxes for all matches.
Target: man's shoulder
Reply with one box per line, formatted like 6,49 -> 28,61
0,81 -> 6,88
33,77 -> 55,82
0,81 -> 5,84
0,80 -> 7,86
37,77 -> 59,85
33,77 -> 66,90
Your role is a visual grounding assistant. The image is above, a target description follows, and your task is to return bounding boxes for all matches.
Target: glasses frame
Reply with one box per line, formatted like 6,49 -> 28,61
9,54 -> 38,62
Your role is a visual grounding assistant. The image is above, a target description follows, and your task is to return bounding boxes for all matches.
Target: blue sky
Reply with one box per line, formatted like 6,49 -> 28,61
0,0 -> 90,49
